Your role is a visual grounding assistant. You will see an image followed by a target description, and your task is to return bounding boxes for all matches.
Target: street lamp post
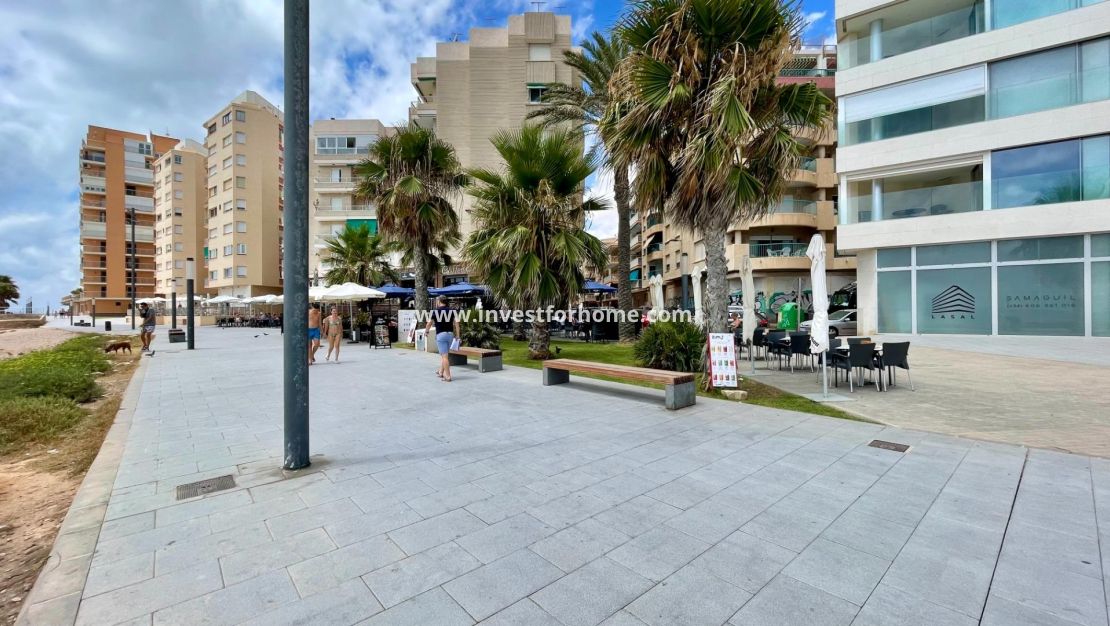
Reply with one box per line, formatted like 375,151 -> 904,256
186,258 -> 195,350
130,206 -> 137,330
680,252 -> 690,312
170,279 -> 177,329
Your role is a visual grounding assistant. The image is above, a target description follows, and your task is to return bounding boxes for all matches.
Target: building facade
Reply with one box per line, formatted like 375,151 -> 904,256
200,91 -> 285,298
630,45 -> 854,314
409,11 -> 579,277
153,139 -> 209,301
78,126 -> 177,315
835,0 -> 1110,337
308,118 -> 394,281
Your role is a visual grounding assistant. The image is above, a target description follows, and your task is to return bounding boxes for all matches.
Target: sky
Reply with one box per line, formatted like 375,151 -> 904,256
0,0 -> 834,310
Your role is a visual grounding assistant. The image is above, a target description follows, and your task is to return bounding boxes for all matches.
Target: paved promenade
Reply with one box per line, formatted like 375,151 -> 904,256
20,328 -> 1110,625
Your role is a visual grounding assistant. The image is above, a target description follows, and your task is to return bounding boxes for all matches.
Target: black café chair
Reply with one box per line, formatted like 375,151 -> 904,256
764,331 -> 788,368
846,336 -> 871,346
788,333 -> 813,373
750,328 -> 767,360
879,341 -> 914,390
831,343 -> 882,392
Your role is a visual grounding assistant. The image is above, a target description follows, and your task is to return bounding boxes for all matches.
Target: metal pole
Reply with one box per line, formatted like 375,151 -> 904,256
171,287 -> 177,330
92,300 -> 96,327
822,351 -> 828,399
283,0 -> 311,471
186,258 -> 195,350
130,207 -> 136,330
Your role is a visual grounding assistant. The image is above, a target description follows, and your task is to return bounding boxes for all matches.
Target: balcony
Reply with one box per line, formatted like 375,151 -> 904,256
842,166 -> 983,224
81,221 -> 107,239
313,178 -> 357,192
81,175 -> 107,195
125,195 -> 155,211
81,151 -> 106,164
82,199 -> 106,209
314,204 -> 376,219
124,166 -> 155,185
839,1 -> 985,70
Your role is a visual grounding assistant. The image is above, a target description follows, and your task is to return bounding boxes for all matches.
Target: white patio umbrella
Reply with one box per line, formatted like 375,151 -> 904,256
308,285 -> 330,301
806,233 -> 831,398
136,297 -> 165,304
691,269 -> 704,327
740,254 -> 757,374
206,295 -> 241,304
648,274 -> 664,319
319,282 -> 386,301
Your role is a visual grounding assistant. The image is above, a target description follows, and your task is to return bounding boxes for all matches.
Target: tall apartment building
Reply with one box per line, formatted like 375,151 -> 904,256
309,118 -> 394,280
629,45 -> 854,312
835,0 -> 1110,337
153,139 -> 208,301
200,91 -> 285,298
78,126 -> 178,315
409,11 -> 579,283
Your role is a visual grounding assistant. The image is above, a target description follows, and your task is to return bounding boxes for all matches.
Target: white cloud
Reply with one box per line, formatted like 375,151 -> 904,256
585,167 -> 618,239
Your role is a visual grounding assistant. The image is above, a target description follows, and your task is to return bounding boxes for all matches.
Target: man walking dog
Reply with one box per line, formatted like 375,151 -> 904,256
139,302 -> 157,355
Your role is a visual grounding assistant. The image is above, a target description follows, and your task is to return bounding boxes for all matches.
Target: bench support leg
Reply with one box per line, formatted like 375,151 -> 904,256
478,355 -> 502,373
543,367 -> 569,386
447,353 -> 467,367
665,381 -> 696,410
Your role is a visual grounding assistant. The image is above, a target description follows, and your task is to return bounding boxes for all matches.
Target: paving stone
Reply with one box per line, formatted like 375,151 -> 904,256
529,518 -> 631,573
84,552 -> 154,598
443,549 -> 563,621
581,472 -> 660,506
527,491 -> 612,529
988,552 -> 1107,626
153,569 -> 298,625
98,512 -> 156,542
266,497 -> 363,538
980,593 -> 1095,626
782,538 -> 890,605
820,509 -> 916,561
627,562 -> 751,626
532,557 -> 653,626
388,508 -> 488,555
154,490 -> 253,527
600,610 -> 650,625
207,493 -> 305,534
154,520 -> 272,575
608,525 -> 710,582
325,502 -> 424,547
219,528 -> 336,585
854,584 -> 978,626
406,483 -> 492,518
481,599 -> 563,625
663,497 -> 761,544
729,575 -> 858,626
691,530 -> 797,594
593,495 -> 683,537
455,513 -> 554,564
288,533 -> 406,598
53,527 -> 100,560
359,587 -> 475,626
75,561 -> 223,626
363,542 -> 481,608
92,517 -> 211,566
19,592 -> 82,626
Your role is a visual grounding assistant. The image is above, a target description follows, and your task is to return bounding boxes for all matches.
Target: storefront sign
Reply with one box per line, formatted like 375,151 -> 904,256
707,333 -> 737,388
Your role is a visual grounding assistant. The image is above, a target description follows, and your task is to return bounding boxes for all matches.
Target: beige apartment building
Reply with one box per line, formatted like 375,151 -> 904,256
630,45 -> 855,313
77,126 -> 178,315
409,11 -> 579,283
200,91 -> 285,298
309,118 -> 394,281
153,139 -> 208,301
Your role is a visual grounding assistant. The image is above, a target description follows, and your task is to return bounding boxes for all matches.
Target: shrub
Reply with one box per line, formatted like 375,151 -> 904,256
633,320 -> 705,372
0,396 -> 87,454
460,309 -> 500,349
0,335 -> 109,402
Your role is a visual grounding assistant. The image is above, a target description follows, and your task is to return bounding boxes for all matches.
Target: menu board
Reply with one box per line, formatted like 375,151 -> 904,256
707,333 -> 737,388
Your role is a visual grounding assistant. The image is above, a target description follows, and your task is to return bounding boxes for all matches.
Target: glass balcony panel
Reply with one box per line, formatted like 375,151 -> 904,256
882,178 -> 983,220
847,97 -> 984,144
839,1 -> 985,69
750,242 -> 808,257
993,0 -> 1075,29
772,198 -> 817,214
992,139 -> 1082,209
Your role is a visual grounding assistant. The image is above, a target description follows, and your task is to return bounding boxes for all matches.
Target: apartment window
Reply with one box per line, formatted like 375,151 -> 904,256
174,154 -> 182,164
223,156 -> 232,169
223,200 -> 233,212
236,266 -> 247,277
207,123 -> 217,135
989,37 -> 1110,119
223,245 -> 233,256
528,44 -> 552,61
223,179 -> 232,191
174,207 -> 182,216
209,207 -> 218,218
224,268 -> 232,278
235,110 -> 246,122
222,134 -> 232,147
528,85 -> 547,104
155,164 -> 161,173
236,199 -> 247,210
235,132 -> 246,144
236,176 -> 246,189
842,164 -> 984,223
210,270 -> 217,280
173,225 -> 183,234
173,172 -> 184,182
237,243 -> 247,255
174,243 -> 183,252
991,135 -> 1110,208
174,190 -> 184,199
992,0 -> 1104,30
208,164 -> 217,177
236,221 -> 247,233
236,154 -> 246,166
175,260 -> 185,269
208,187 -> 217,198
223,223 -> 233,234
208,228 -> 216,239
222,111 -> 231,125
842,67 -> 986,145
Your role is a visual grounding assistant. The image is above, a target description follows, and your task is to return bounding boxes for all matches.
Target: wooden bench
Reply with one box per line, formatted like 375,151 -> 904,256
448,347 -> 503,373
542,359 -> 696,410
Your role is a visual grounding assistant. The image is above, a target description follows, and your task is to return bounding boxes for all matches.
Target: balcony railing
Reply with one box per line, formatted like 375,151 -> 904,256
750,242 -> 808,258
780,68 -> 836,77
772,199 -> 817,214
645,242 -> 663,254
315,147 -> 370,156
645,213 -> 663,228
314,204 -> 374,215
313,178 -> 357,190
798,157 -> 818,172
81,152 -> 106,163
839,1 -> 985,69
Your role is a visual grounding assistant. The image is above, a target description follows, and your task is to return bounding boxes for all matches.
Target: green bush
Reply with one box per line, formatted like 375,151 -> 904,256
460,309 -> 500,349
0,396 -> 87,454
633,320 -> 705,372
0,335 -> 110,402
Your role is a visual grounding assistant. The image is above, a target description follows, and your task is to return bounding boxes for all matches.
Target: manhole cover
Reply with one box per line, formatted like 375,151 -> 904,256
868,440 -> 910,453
176,474 -> 236,500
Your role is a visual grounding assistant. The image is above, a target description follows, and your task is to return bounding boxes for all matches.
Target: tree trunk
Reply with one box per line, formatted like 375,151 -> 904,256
512,320 -> 527,341
528,320 -> 551,359
614,164 -> 636,342
702,227 -> 730,334
413,249 -> 429,312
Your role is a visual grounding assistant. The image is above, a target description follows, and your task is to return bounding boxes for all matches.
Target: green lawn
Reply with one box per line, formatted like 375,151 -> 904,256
403,338 -> 862,421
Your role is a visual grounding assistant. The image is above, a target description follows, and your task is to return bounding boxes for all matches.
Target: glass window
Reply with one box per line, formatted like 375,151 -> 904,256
235,132 -> 246,144
528,86 -> 547,104
992,139 -> 1081,208
236,154 -> 246,166
917,267 -> 993,334
992,0 -> 1073,29
236,266 -> 247,277
236,199 -> 247,210
998,235 -> 1084,261
223,223 -> 232,234
1082,135 -> 1110,200
878,248 -> 912,268
844,67 -> 986,145
881,165 -> 984,219
998,263 -> 1084,335
235,110 -> 246,122
224,268 -> 232,278
236,222 -> 247,233
237,243 -> 247,254
173,155 -> 182,164
989,45 -> 1077,119
222,135 -> 232,147
1081,38 -> 1110,103
878,271 -> 912,333
236,176 -> 246,189
1093,261 -> 1110,336
916,242 -> 991,265
223,157 -> 232,169
173,172 -> 183,182
1092,233 -> 1110,257
528,44 -> 552,61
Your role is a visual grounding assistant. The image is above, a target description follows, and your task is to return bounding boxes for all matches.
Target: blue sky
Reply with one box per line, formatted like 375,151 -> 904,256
0,0 -> 835,310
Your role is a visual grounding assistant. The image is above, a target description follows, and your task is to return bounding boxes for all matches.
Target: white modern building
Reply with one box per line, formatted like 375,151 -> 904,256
835,0 -> 1110,337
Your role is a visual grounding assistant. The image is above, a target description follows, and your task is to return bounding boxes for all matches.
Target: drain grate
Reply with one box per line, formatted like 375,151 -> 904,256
869,439 -> 910,453
175,474 -> 236,500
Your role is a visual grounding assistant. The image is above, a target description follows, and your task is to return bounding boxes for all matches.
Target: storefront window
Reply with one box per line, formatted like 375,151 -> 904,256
878,248 -> 912,268
878,271 -> 912,333
916,267 -> 993,334
997,263 -> 1085,335
1092,233 -> 1110,257
916,242 -> 991,265
998,235 -> 1083,261
1093,262 -> 1110,336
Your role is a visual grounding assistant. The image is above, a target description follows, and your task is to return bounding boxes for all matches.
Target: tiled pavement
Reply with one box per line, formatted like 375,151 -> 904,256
19,328 -> 1110,625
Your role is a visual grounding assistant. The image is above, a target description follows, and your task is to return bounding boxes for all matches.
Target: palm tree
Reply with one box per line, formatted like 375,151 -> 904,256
0,275 -> 19,310
355,123 -> 466,311
465,125 -> 609,359
610,0 -> 832,334
320,223 -> 398,287
527,31 -> 638,342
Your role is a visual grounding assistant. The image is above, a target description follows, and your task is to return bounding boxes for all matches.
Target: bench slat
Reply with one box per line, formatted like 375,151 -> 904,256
450,347 -> 502,356
543,359 -> 695,384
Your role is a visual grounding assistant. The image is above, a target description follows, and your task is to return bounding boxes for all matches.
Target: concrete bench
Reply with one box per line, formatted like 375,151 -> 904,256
542,358 -> 697,410
448,346 -> 503,373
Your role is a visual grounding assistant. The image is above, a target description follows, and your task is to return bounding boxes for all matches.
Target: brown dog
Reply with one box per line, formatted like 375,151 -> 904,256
104,341 -> 132,354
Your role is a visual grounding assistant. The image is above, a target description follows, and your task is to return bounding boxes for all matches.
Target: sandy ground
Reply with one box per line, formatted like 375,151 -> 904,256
0,328 -> 75,361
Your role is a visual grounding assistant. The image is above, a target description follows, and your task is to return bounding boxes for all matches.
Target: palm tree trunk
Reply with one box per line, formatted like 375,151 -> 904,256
614,164 -> 636,342
528,321 -> 551,360
512,321 -> 527,341
413,250 -> 429,312
702,226 -> 730,334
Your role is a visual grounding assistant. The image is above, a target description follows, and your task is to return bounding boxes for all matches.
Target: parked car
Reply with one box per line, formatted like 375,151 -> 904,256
729,310 -> 770,329
800,308 -> 857,337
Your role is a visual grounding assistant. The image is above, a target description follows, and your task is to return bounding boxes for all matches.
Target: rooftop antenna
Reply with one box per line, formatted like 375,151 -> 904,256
450,32 -> 462,41
530,1 -> 547,11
